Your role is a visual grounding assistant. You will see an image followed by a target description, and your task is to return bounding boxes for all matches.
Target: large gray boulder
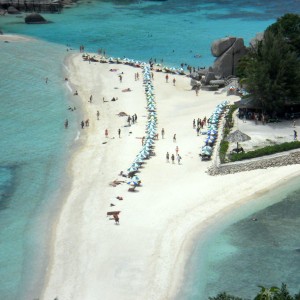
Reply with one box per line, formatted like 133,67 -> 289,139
212,37 -> 247,78
202,67 -> 216,85
249,32 -> 264,48
211,37 -> 236,57
25,13 -> 47,24
7,6 -> 21,14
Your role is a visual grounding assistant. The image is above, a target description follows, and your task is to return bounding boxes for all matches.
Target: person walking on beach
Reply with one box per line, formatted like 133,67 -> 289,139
193,119 -> 196,128
294,130 -> 297,140
89,95 -> 93,103
81,120 -> 84,129
196,126 -> 200,136
118,128 -> 121,138
175,146 -> 179,156
173,78 -> 176,86
64,119 -> 68,129
177,154 -> 181,165
105,129 -> 108,138
171,154 -> 175,164
173,134 -> 176,143
97,110 -> 100,120
166,152 -> 169,163
119,74 -> 122,83
165,74 -> 169,83
113,213 -> 119,225
161,128 -> 165,139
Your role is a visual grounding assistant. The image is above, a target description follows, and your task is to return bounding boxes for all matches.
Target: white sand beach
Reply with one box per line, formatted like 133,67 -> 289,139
42,53 -> 300,300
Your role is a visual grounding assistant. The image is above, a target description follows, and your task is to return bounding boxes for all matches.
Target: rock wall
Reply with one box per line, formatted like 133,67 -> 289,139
207,150 -> 300,176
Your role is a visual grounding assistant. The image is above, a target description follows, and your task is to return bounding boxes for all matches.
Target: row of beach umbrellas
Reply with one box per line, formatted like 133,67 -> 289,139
82,53 -> 186,75
200,100 -> 228,157
126,64 -> 157,185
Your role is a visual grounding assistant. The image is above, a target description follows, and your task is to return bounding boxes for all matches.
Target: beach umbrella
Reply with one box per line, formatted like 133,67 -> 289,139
202,145 -> 212,153
225,129 -> 251,149
127,179 -> 139,186
207,130 -> 218,135
127,167 -> 138,174
131,175 -> 141,182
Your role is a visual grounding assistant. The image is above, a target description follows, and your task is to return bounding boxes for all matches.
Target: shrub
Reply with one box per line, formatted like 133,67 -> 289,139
230,141 -> 300,161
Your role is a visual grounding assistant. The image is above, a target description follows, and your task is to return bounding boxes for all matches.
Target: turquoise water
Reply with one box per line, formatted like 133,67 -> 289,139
0,0 -> 300,299
0,40 -> 77,299
178,177 -> 300,299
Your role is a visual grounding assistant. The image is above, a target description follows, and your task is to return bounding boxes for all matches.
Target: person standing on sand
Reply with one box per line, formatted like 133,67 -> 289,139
177,154 -> 181,165
161,128 -> 165,139
175,146 -> 179,156
142,136 -> 145,145
97,110 -> 100,120
166,152 -> 169,163
89,95 -> 93,103
171,154 -> 175,164
118,128 -> 121,138
173,78 -> 176,86
105,129 -> 108,138
119,74 -> 122,83
173,134 -> 176,143
294,130 -> 297,140
81,121 -> 84,129
165,74 -> 169,83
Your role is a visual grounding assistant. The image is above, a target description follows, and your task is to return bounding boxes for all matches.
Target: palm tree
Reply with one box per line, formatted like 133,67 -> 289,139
255,286 -> 280,300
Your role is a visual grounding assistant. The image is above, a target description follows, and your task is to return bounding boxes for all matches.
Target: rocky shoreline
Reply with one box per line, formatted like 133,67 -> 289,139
208,147 -> 300,176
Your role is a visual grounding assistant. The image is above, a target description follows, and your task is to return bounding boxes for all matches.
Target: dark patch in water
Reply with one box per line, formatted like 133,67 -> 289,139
0,165 -> 18,211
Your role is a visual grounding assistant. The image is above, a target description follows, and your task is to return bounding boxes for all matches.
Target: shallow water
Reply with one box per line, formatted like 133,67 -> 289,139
1,0 -> 296,68
178,177 -> 300,299
0,40 -> 77,299
0,1 -> 300,299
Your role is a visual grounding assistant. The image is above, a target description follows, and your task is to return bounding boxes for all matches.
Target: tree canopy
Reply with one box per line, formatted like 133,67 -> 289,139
209,284 -> 300,300
237,13 -> 300,115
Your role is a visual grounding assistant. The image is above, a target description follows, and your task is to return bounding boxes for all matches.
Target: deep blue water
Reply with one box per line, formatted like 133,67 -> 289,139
0,0 -> 300,299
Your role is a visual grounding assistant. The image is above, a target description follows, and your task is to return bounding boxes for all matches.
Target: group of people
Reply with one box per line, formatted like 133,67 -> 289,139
165,74 -> 176,86
127,114 -> 138,126
81,119 -> 89,129
166,147 -> 182,164
193,117 -> 207,136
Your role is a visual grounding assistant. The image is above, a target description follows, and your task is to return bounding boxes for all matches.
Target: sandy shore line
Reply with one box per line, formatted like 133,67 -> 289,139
42,53 -> 300,300
0,33 -> 34,42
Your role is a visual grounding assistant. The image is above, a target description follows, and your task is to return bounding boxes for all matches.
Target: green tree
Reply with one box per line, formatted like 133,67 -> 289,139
267,14 -> 300,56
237,28 -> 300,114
254,286 -> 280,300
208,291 -> 244,300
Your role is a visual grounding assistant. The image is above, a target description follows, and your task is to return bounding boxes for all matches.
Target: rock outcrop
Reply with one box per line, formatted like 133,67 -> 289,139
25,13 -> 47,24
211,37 -> 247,78
7,6 -> 20,14
249,32 -> 264,49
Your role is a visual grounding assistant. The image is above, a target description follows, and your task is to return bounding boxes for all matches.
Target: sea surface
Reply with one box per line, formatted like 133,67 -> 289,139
0,0 -> 300,299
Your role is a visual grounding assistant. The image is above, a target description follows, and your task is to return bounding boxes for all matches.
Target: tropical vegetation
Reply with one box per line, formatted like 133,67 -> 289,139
237,14 -> 300,115
209,284 -> 300,300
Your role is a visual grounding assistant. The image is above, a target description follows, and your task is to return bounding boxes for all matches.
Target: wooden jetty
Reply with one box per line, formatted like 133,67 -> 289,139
0,0 -> 65,13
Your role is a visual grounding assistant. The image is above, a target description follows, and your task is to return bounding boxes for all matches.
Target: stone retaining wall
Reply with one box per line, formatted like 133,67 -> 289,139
208,150 -> 300,176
